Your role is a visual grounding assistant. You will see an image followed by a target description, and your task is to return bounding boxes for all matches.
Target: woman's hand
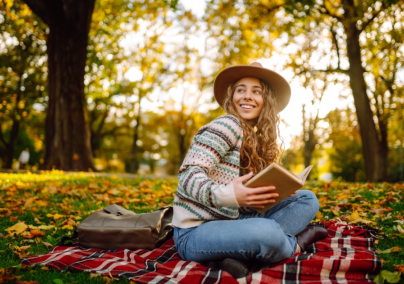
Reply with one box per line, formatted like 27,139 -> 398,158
233,172 -> 279,208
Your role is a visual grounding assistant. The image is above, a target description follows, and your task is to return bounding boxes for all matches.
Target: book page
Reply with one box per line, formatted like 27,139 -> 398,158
296,165 -> 313,183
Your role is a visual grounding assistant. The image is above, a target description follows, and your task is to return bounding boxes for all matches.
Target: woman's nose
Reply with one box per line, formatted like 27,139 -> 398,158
243,89 -> 252,100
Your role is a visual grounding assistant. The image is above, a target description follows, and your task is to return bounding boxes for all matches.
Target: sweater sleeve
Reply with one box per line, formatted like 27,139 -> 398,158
177,115 -> 243,208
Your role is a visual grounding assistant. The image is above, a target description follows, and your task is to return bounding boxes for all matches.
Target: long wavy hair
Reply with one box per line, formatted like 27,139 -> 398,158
222,79 -> 284,175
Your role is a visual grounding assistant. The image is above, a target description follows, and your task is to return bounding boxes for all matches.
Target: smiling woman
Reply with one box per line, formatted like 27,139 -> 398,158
232,77 -> 264,125
171,62 -> 327,278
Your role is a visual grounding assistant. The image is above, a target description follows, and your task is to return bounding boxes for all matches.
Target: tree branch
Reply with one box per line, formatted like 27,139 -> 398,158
360,4 -> 386,33
330,26 -> 341,69
297,68 -> 350,76
316,3 -> 343,22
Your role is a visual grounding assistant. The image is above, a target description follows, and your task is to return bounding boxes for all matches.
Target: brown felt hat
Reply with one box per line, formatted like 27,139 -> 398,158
213,62 -> 291,113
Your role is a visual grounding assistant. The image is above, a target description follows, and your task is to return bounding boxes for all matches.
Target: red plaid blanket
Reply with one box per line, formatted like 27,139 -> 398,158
20,222 -> 381,283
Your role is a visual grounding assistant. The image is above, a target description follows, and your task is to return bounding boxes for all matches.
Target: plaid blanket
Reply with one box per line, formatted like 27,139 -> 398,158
20,222 -> 381,283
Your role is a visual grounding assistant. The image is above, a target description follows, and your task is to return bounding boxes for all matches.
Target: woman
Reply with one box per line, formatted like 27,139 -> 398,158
172,62 -> 327,278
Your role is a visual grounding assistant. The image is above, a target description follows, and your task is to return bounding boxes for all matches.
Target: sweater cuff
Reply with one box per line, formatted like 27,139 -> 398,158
213,182 -> 239,207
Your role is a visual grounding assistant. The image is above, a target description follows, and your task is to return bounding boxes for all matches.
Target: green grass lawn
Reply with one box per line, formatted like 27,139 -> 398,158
0,172 -> 403,284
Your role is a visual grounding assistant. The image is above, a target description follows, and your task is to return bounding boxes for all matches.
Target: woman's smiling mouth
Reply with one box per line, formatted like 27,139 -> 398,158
240,104 -> 256,110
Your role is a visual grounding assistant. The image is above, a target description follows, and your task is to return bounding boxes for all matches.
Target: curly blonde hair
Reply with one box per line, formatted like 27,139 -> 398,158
222,79 -> 284,175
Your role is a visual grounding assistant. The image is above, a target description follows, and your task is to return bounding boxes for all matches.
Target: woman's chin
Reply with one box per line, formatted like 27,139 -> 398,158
239,116 -> 257,126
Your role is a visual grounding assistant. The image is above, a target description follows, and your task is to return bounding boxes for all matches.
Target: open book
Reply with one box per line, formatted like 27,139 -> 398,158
244,163 -> 313,213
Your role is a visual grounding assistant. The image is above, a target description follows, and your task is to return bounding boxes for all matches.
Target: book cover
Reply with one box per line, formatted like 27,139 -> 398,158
244,163 -> 313,213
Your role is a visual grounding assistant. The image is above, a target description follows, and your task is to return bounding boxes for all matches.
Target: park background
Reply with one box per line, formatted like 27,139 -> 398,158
1,1 -> 404,283
0,0 -> 403,183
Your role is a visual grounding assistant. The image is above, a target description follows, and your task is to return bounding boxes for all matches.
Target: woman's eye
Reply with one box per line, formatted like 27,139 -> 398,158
237,89 -> 244,92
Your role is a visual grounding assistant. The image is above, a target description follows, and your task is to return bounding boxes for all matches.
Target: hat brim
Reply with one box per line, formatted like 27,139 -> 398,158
213,65 -> 291,113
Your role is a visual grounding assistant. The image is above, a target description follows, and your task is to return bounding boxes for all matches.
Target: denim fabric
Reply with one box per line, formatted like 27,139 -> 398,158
173,190 -> 319,264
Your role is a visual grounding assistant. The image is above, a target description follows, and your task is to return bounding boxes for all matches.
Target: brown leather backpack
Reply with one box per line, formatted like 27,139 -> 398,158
60,204 -> 173,250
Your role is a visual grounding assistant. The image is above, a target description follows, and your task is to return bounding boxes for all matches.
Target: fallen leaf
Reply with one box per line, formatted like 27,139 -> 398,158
350,211 -> 361,222
41,266 -> 49,270
27,225 -> 55,231
90,273 -> 101,279
396,225 -> 404,234
374,270 -> 401,284
35,200 -> 47,207
5,221 -> 28,235
376,247 -> 402,254
62,224 -> 74,230
370,208 -> 385,214
10,215 -> 19,222
34,218 -> 43,224
395,265 -> 404,273
16,281 -> 38,284
42,242 -> 53,248
24,197 -> 39,208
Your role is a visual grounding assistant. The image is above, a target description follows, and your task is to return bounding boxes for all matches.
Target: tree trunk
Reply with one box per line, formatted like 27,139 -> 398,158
344,24 -> 385,181
23,0 -> 96,171
4,119 -> 20,169
129,106 -> 142,174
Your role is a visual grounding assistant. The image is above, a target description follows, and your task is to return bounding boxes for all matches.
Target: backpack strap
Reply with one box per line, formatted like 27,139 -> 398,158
57,230 -> 78,246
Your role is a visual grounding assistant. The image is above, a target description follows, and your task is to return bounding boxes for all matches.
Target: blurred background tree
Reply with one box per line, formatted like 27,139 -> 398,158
0,0 -> 47,169
1,0 -> 403,181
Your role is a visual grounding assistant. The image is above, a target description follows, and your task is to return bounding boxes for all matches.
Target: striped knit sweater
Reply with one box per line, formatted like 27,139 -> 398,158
172,114 -> 244,228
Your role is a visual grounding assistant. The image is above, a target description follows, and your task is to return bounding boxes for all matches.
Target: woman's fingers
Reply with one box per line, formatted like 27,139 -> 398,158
247,193 -> 279,201
245,199 -> 276,207
235,172 -> 254,183
247,185 -> 276,195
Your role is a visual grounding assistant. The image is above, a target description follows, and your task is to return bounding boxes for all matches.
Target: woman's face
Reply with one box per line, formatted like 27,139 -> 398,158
232,77 -> 264,126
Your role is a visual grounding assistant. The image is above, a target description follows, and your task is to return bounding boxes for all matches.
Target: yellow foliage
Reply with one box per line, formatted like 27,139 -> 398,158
5,221 -> 28,235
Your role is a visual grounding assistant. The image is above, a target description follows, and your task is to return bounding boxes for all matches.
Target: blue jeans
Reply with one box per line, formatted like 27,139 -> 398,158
173,190 -> 319,264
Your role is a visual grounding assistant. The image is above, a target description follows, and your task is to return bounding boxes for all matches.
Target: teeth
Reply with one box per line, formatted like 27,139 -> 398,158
241,105 -> 254,109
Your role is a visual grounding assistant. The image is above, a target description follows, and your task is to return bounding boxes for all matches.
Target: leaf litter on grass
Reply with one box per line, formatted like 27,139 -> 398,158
1,172 -> 404,283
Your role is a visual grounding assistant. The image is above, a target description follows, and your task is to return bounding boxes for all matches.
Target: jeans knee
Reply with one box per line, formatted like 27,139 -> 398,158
255,220 -> 285,247
299,190 -> 320,214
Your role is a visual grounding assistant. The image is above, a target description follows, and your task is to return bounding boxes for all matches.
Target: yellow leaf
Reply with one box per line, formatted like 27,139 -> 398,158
41,266 -> 49,270
391,246 -> 402,253
5,222 -> 28,235
15,181 -> 28,189
350,211 -> 361,222
53,214 -> 63,220
28,225 -> 54,230
62,224 -> 74,230
90,273 -> 101,279
36,200 -> 47,207
337,194 -> 349,201
46,214 -> 53,218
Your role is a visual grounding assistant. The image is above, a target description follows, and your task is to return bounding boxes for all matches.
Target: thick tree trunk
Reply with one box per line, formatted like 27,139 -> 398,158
23,0 -> 96,171
344,23 -> 385,181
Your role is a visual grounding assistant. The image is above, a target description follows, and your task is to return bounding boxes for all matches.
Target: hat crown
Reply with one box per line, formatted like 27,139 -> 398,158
250,62 -> 262,67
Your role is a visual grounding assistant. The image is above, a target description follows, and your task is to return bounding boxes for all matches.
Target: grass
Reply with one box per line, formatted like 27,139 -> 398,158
0,172 -> 403,283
